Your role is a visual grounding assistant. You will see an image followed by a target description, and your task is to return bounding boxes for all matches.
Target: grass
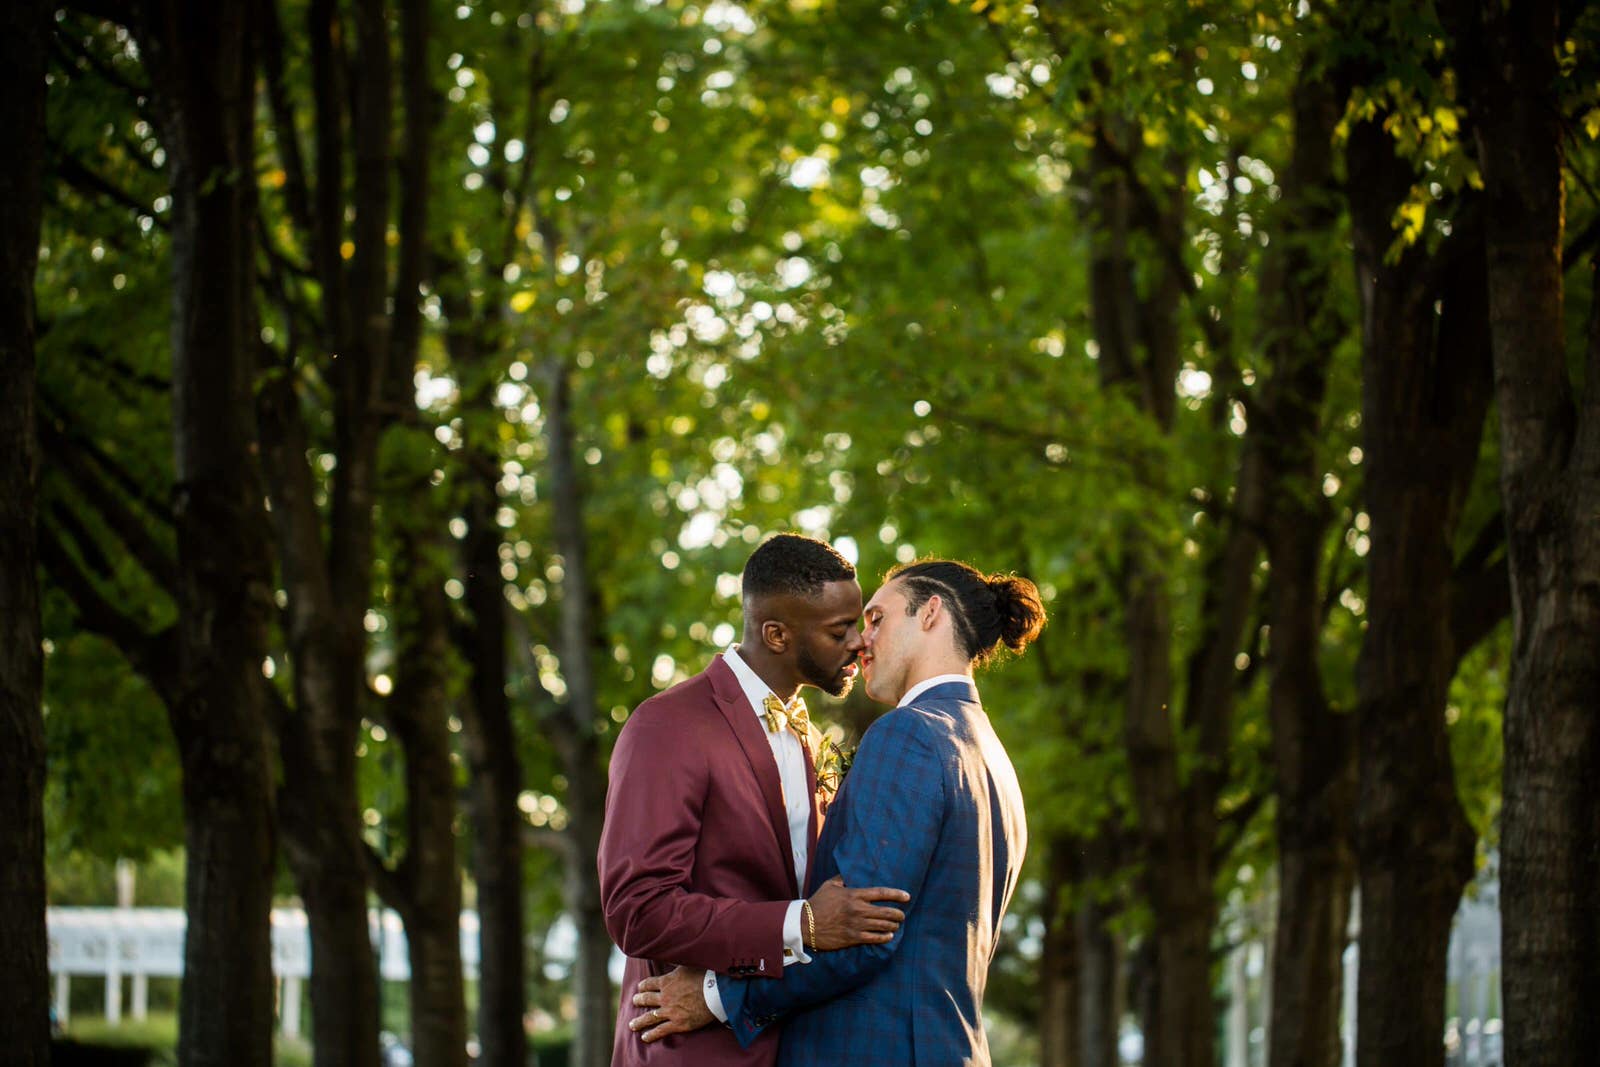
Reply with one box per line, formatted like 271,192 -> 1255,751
60,1013 -> 313,1067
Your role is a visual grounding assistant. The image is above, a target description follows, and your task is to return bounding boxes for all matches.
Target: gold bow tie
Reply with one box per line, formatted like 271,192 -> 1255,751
762,694 -> 810,736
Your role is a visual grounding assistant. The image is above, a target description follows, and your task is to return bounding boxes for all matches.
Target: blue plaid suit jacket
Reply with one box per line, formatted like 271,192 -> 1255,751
718,680 -> 1028,1067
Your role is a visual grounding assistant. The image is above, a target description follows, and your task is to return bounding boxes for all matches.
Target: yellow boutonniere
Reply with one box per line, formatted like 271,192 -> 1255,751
814,726 -> 856,813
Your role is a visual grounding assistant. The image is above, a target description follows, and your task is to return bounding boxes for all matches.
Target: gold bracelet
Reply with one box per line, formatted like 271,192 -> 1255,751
802,900 -> 816,950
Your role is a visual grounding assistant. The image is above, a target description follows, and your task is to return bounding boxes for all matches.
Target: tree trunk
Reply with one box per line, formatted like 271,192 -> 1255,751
1346,114 -> 1489,1067
1038,922 -> 1077,1067
1129,938 -> 1160,1067
138,3 -> 279,1065
450,303 -> 530,1067
455,489 -> 530,1067
1036,844 -> 1079,1067
383,518 -> 468,1067
256,375 -> 383,1067
1121,555 -> 1219,1067
541,359 -> 615,1067
1256,67 -> 1356,1067
459,495 -> 530,1067
1075,878 -> 1119,1067
1269,823 -> 1352,1067
1084,117 -> 1229,1067
1037,827 -> 1121,1067
566,790 -> 614,1067
381,2 -> 465,1059
292,837 -> 383,1067
1149,886 -> 1216,1067
252,0 -> 421,1059
1449,1 -> 1600,1061
0,2 -> 50,1064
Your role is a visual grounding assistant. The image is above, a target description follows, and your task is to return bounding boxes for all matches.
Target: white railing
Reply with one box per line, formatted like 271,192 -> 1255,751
47,907 -> 484,1038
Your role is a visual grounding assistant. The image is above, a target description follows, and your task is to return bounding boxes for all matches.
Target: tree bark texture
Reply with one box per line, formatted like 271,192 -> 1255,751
1088,118 -> 1263,1067
1129,939 -> 1160,1067
1448,1 -> 1600,1061
1037,843 -> 1080,1067
541,358 -> 615,1067
0,2 -> 52,1064
1074,861 -> 1120,1067
449,295 -> 530,1067
460,467 -> 530,1067
253,0 -> 431,1059
256,370 -> 381,1067
138,2 -> 279,1064
374,25 -> 460,1026
1346,114 -> 1490,1067
381,517 -> 468,1067
567,793 -> 614,1067
1035,836 -> 1121,1067
1256,66 -> 1356,1067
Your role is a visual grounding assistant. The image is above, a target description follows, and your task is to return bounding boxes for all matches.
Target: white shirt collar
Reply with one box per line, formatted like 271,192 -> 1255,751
722,646 -> 795,718
897,673 -> 976,708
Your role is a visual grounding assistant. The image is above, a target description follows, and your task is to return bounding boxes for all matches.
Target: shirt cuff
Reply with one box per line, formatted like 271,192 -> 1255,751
782,899 -> 812,965
705,969 -> 728,1024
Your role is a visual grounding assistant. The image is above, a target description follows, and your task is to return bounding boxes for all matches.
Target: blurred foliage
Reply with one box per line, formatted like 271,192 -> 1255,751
34,0 -> 1566,1043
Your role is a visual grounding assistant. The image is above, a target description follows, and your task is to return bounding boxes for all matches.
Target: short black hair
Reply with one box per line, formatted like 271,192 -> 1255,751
742,533 -> 856,600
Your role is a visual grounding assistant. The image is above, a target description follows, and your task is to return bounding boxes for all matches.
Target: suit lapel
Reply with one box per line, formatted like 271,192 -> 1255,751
802,730 -> 820,890
708,657 -> 798,893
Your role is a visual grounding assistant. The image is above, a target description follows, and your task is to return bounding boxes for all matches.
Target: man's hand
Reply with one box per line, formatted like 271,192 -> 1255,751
807,874 -> 910,950
630,966 -> 713,1043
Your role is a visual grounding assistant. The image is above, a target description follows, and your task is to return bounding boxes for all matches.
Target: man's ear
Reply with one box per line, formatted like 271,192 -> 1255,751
760,619 -> 789,653
920,594 -> 943,632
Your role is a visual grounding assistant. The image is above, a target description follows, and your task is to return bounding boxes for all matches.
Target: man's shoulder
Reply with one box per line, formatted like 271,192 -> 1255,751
856,700 -> 977,772
902,678 -> 978,711
892,683 -> 982,735
859,704 -> 945,752
625,660 -> 731,726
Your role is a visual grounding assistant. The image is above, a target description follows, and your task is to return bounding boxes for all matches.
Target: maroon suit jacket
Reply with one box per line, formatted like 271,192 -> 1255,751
599,655 -> 819,1067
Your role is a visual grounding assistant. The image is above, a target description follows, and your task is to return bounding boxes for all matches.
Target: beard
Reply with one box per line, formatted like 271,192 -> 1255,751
798,642 -> 855,698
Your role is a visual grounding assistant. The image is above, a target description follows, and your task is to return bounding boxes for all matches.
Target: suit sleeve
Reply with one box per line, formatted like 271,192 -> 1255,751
598,705 -> 791,977
719,708 -> 945,1046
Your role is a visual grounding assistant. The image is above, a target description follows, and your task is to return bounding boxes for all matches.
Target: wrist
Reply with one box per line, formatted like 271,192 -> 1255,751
801,899 -> 816,950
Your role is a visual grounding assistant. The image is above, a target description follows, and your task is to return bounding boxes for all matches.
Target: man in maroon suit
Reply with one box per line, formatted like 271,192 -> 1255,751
598,533 -> 910,1066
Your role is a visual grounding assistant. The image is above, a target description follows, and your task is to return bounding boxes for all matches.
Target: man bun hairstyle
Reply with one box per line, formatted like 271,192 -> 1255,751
742,532 -> 857,600
985,573 -> 1047,653
889,559 -> 1046,667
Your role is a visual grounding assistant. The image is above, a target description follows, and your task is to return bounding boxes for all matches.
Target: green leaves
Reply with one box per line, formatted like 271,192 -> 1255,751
33,4 -> 1555,1049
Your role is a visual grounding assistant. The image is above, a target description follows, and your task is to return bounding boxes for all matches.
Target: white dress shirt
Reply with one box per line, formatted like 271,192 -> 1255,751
704,648 -> 813,1021
724,647 -> 814,897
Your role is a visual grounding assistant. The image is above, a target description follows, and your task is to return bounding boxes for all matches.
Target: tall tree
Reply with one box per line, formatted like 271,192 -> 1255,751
372,502 -> 469,1067
447,325 -> 529,1067
538,359 -> 613,1067
1071,45 -> 1262,1067
1447,0 -> 1600,1061
1344,88 -> 1493,1067
0,2 -> 52,1065
137,0 -> 280,1063
1255,52 -> 1356,1067
253,0 -> 439,1059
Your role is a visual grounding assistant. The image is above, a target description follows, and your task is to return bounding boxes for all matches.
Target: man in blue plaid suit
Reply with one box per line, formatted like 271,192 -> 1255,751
630,559 -> 1048,1066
